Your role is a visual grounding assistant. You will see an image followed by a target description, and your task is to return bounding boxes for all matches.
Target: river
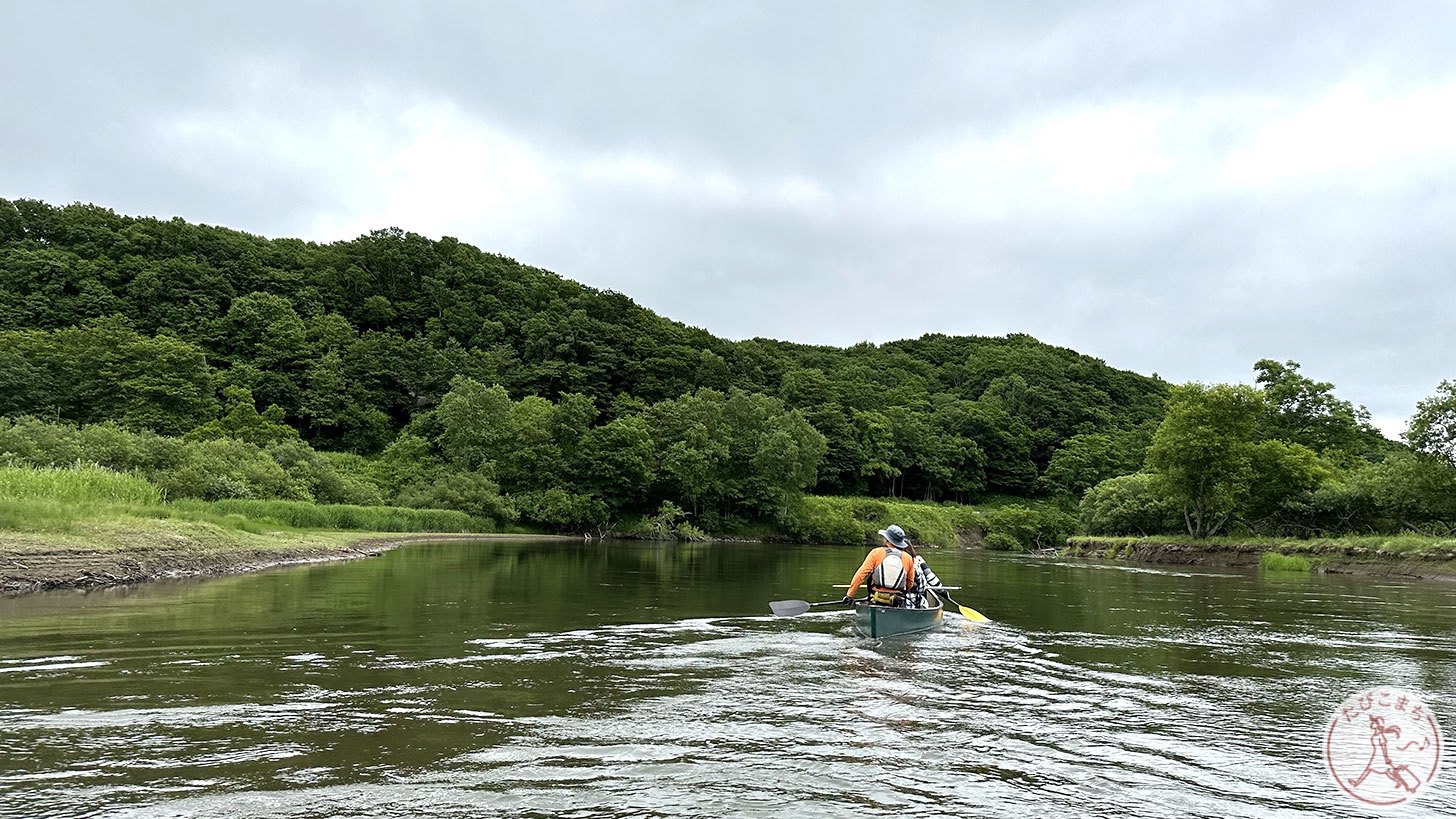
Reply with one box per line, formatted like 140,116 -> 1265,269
1,540 -> 1452,817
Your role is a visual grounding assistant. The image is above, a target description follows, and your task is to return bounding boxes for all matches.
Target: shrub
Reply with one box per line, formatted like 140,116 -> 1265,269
511,488 -> 609,532
397,470 -> 514,522
1080,473 -> 1180,536
983,503 -> 1076,550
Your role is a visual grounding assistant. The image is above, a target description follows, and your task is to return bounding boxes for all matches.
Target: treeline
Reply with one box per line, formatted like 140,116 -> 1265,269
0,199 -> 1169,519
1079,360 -> 1456,539
12,198 -> 1452,543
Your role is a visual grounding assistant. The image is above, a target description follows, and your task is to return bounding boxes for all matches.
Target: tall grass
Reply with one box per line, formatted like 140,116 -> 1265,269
0,464 -> 162,505
174,499 -> 486,533
0,464 -> 489,535
1260,552 -> 1313,572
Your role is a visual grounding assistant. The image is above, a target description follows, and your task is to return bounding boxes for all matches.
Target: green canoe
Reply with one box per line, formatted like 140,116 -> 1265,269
853,591 -> 944,638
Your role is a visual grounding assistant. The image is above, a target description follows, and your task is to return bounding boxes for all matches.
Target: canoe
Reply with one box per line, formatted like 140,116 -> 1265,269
853,591 -> 944,638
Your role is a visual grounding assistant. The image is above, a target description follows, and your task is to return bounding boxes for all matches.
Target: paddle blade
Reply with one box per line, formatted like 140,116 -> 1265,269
958,605 -> 990,623
769,599 -> 812,617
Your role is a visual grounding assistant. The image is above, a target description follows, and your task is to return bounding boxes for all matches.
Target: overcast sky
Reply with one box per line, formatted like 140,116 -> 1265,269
4,1 -> 1454,436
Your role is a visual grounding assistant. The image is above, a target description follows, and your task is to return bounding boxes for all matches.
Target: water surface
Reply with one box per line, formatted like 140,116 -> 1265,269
1,540 -> 1453,817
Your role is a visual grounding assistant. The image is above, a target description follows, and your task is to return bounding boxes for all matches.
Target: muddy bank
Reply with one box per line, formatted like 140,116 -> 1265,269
1061,537 -> 1456,581
0,534 -> 567,596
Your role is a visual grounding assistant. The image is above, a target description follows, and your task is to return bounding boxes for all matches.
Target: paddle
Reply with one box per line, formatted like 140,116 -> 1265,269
769,598 -> 853,617
934,588 -> 990,623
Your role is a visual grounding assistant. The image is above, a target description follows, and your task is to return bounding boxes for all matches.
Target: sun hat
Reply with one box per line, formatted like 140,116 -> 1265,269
877,524 -> 910,547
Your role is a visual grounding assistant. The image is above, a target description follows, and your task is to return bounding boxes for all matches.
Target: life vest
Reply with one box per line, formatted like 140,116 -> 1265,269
869,546 -> 912,597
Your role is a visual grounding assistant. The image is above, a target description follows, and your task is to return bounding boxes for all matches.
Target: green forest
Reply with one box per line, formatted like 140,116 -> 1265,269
4,198 -> 1456,545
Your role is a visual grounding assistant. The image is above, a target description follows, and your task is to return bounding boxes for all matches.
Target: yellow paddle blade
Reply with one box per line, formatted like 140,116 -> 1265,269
958,605 -> 990,623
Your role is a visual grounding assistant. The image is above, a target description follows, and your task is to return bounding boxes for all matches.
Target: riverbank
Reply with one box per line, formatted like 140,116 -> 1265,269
0,522 -> 570,595
1063,535 -> 1456,580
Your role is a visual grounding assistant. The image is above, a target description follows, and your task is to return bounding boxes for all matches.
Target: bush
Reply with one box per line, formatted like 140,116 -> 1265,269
511,488 -> 609,532
775,496 -> 869,544
983,503 -> 1076,550
397,470 -> 514,521
153,437 -> 302,501
1080,473 -> 1180,536
777,495 -> 988,546
983,532 -> 1023,552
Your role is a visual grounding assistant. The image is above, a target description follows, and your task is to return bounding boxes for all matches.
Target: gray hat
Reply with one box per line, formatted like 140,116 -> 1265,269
878,524 -> 909,547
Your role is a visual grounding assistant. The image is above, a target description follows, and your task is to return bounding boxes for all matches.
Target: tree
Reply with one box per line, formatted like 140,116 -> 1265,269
1254,359 -> 1379,455
1043,431 -> 1146,497
1242,440 -> 1331,534
188,386 -> 300,447
435,378 -> 514,471
575,416 -> 655,508
1146,383 -> 1264,538
1405,380 -> 1456,467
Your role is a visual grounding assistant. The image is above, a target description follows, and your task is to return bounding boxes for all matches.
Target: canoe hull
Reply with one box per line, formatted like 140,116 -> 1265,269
853,592 -> 943,638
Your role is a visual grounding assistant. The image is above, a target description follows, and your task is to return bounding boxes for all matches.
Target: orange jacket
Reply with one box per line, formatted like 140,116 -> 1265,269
847,546 -> 915,597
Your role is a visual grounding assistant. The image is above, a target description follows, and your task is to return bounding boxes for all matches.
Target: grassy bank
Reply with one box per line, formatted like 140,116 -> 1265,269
0,465 -> 537,594
1064,534 -> 1456,579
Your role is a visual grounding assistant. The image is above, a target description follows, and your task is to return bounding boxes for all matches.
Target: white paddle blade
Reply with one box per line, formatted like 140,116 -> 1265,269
769,599 -> 812,617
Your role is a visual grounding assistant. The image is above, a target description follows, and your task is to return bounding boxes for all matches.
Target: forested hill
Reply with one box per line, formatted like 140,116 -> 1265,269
0,198 -> 1167,512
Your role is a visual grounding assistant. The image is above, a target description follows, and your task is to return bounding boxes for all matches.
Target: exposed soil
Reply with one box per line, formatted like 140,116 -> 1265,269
0,535 -> 559,596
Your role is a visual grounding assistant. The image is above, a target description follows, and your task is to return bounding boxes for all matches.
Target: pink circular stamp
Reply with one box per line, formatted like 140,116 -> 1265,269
1325,686 -> 1444,807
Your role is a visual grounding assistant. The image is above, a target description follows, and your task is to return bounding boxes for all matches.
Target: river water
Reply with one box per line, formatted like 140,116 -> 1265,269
1,540 -> 1452,818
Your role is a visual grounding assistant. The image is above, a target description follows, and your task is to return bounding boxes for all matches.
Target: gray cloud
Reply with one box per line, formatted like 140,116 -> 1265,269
4,1 -> 1456,436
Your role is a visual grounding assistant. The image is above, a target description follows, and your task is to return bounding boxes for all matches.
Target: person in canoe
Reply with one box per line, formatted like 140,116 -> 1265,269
902,538 -> 943,609
843,524 -> 920,608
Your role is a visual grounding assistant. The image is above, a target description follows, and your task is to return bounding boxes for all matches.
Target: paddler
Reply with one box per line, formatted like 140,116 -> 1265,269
842,524 -> 916,607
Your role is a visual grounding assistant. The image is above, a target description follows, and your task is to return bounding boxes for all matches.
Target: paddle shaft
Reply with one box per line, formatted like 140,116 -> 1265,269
831,584 -> 960,590
937,589 -> 990,622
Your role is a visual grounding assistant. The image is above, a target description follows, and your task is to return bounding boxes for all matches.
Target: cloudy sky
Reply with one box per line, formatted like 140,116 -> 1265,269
4,1 -> 1454,436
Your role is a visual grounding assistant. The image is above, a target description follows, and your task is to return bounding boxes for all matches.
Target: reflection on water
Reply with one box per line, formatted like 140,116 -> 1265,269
1,540 -> 1452,817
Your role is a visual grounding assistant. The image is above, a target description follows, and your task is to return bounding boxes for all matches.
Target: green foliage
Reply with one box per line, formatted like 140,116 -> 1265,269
642,388 -> 825,521
1080,473 -> 1180,536
626,500 -> 709,541
0,462 -> 481,536
187,386 -> 301,447
396,471 -> 514,522
1405,380 -> 1456,467
0,318 -> 217,435
1254,359 -> 1385,457
982,503 -> 1077,550
0,198 -> 1170,516
1353,453 -> 1456,535
510,488 -> 609,532
1043,427 -> 1151,496
776,495 -> 986,547
0,417 -> 356,504
1146,383 -> 1264,538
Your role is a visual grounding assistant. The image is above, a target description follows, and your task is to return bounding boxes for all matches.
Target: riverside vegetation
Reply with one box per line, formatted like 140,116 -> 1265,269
4,199 -> 1456,579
